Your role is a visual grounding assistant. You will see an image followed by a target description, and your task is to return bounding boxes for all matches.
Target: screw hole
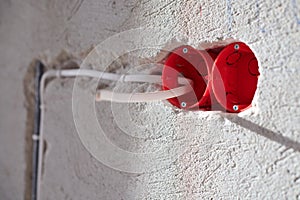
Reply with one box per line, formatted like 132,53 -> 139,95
183,48 -> 188,53
233,105 -> 239,111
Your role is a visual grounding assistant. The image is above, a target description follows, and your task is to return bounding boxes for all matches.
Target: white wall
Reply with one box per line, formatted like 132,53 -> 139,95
0,0 -> 299,199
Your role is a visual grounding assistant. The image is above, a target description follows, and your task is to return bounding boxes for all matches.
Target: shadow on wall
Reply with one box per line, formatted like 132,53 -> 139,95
221,113 -> 300,152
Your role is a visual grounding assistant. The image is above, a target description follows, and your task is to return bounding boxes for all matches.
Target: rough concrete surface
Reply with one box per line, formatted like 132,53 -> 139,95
0,0 -> 300,199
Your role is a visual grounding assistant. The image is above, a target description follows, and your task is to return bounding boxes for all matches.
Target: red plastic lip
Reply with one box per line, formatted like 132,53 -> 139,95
212,42 -> 260,113
162,45 -> 214,110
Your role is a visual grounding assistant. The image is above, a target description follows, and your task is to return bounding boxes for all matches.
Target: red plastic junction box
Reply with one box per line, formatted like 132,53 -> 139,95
161,42 -> 260,113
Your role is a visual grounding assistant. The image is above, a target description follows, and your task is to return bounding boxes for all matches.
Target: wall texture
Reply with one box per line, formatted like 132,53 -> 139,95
0,0 -> 299,199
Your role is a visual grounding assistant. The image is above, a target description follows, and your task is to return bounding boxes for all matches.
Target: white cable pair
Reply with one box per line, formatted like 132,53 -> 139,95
37,68 -> 193,199
44,69 -> 193,103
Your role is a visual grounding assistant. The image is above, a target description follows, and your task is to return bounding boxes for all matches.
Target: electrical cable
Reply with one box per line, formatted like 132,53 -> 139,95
43,69 -> 193,103
35,67 -> 193,200
32,61 -> 43,200
96,86 -> 192,103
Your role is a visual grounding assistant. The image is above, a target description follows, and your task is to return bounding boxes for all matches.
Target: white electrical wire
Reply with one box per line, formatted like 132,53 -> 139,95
97,86 -> 191,102
58,69 -> 191,84
36,68 -> 193,200
55,69 -> 193,103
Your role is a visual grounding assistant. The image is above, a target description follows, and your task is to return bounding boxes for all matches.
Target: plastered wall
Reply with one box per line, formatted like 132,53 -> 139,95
0,0 -> 299,199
